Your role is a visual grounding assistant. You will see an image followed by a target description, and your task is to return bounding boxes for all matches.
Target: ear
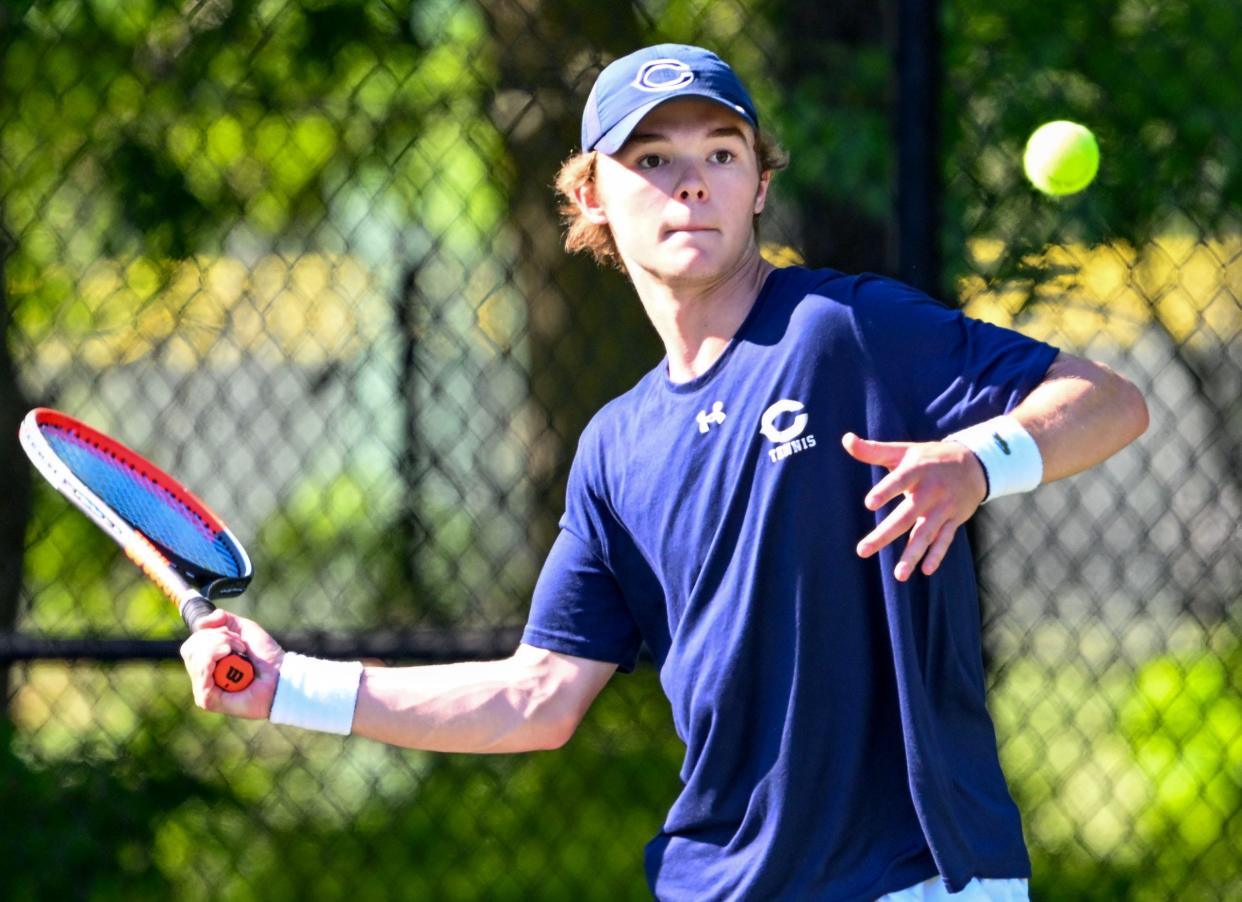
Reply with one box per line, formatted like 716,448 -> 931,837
574,181 -> 610,226
753,169 -> 772,215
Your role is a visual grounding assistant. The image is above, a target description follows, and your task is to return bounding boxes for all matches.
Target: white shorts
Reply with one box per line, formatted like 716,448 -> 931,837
877,876 -> 1029,901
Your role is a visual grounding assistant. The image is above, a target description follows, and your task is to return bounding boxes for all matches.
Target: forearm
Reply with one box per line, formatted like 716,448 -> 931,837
1010,352 -> 1149,483
350,652 -> 575,754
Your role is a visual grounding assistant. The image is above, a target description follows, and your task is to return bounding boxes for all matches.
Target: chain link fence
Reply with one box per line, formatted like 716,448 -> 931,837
2,1 -> 1239,899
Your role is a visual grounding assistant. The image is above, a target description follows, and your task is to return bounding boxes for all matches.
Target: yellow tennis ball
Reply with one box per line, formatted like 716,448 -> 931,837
1023,121 -> 1100,196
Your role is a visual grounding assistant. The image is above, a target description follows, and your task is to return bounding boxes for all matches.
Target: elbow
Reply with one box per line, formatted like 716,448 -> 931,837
1115,372 -> 1150,443
1051,354 -> 1149,444
516,706 -> 579,752
532,714 -> 578,751
509,666 -> 586,752
505,645 -> 612,752
527,687 -> 589,750
1082,358 -> 1149,445
1131,388 -> 1150,441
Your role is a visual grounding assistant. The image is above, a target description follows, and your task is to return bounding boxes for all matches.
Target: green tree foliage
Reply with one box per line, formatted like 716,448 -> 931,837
942,0 -> 1242,285
0,715 -> 233,900
3,0 -> 501,309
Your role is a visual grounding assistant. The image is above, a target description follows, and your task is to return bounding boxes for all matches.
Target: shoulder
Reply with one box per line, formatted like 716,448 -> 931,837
581,367 -> 659,436
789,269 -> 964,349
570,367 -> 661,476
760,265 -> 945,321
766,264 -> 853,305
751,265 -> 939,346
784,267 -> 953,316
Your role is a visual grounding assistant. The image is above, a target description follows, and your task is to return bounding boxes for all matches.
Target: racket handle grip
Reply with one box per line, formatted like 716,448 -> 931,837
181,595 -> 219,630
181,596 -> 257,693
181,595 -> 217,630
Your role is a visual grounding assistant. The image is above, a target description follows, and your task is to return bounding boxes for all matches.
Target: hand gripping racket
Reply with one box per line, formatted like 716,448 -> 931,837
19,408 -> 256,692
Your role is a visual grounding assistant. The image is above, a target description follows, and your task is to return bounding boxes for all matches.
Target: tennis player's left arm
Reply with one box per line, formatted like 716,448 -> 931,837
988,351 -> 1149,481
845,351 -> 1149,580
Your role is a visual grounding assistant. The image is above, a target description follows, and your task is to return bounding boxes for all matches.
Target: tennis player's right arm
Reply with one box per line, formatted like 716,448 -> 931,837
351,644 -> 616,753
182,617 -> 615,753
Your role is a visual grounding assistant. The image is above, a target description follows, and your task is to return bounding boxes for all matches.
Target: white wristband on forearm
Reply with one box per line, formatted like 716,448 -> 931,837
268,652 -> 363,735
947,415 -> 1043,502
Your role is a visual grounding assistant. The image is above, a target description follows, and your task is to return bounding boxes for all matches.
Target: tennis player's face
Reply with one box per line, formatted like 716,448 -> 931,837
590,98 -> 769,285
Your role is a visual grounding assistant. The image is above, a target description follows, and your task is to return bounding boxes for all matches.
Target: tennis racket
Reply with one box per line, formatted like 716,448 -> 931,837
19,407 -> 256,692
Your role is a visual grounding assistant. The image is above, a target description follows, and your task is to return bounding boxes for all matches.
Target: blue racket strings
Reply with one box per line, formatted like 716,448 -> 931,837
43,426 -> 245,578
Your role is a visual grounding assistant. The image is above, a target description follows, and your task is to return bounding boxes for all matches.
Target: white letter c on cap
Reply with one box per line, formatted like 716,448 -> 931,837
760,399 -> 808,444
633,59 -> 695,92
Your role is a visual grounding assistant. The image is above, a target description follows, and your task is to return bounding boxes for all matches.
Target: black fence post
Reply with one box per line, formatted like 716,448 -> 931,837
0,220 -> 32,718
893,0 -> 941,297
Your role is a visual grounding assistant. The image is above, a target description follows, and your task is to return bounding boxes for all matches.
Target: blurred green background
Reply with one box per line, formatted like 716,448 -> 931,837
1,1 -> 1239,899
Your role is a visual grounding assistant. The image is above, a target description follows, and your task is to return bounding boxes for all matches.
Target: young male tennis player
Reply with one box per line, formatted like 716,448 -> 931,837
182,44 -> 1148,901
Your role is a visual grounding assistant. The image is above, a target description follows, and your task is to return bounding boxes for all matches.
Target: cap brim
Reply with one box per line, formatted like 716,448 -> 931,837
592,92 -> 757,155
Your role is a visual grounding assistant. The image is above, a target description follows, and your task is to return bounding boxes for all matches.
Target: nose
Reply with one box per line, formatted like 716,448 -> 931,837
675,162 -> 709,202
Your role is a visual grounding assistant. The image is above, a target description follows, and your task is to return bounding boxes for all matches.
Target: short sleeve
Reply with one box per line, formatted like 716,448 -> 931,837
522,529 -> 643,673
850,273 -> 1060,439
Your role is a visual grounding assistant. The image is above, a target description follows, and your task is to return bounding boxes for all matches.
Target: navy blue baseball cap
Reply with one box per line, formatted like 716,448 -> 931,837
581,44 -> 759,154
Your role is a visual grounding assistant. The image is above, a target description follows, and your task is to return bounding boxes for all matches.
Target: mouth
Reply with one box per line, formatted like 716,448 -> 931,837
663,225 -> 717,238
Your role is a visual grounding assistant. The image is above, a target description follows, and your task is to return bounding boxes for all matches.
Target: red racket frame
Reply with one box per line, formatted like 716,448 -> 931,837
20,408 -> 255,692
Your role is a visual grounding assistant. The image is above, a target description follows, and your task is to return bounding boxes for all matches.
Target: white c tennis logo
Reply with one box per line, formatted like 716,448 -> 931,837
759,399 -> 808,444
633,59 -> 695,92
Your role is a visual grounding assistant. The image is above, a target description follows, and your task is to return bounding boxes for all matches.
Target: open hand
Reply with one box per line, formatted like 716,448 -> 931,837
842,432 -> 987,581
180,609 -> 284,719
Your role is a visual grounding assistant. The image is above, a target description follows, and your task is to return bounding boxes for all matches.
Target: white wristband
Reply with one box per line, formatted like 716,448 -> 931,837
947,415 -> 1043,502
268,652 -> 363,735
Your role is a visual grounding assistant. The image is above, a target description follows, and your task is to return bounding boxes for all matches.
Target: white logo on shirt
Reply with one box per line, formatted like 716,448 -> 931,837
760,399 -> 816,463
696,401 -> 727,434
633,59 -> 695,92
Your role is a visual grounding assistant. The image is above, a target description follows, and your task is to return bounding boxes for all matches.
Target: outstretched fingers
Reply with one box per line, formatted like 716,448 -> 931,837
841,433 -> 912,469
857,496 -> 918,559
895,511 -> 951,582
862,504 -> 961,582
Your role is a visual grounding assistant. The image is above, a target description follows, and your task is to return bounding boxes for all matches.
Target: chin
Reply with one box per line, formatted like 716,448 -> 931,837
654,256 -> 724,283
654,241 -> 723,270
671,244 -> 748,277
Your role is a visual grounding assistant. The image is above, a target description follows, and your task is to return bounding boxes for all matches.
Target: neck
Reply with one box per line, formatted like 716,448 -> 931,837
629,250 -> 774,383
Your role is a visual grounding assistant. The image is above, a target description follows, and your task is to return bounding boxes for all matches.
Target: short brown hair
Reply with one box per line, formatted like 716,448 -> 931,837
554,129 -> 789,271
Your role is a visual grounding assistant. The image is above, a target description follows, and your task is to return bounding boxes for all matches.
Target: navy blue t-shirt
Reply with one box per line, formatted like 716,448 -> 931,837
522,266 -> 1059,901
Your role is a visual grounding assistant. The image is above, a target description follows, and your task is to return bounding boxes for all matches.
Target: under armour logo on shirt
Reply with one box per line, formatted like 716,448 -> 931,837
697,401 -> 727,434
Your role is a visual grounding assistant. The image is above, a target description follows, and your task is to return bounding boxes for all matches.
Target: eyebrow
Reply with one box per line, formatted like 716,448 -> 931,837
625,125 -> 749,147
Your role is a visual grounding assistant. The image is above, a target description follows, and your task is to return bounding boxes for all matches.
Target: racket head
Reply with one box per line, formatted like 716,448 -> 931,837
20,408 -> 252,600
